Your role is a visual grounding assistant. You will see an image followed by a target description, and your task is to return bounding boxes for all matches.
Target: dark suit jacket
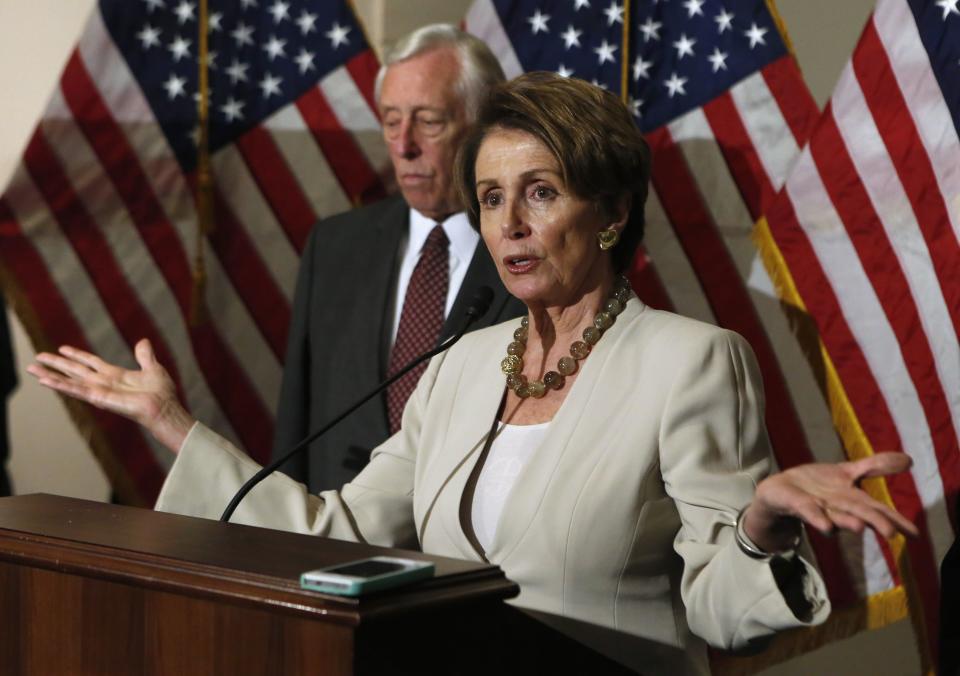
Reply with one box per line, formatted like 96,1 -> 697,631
272,196 -> 525,492
941,495 -> 960,675
0,295 -> 16,497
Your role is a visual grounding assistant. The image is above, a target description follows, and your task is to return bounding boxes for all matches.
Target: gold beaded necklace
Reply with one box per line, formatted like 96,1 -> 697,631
501,276 -> 631,399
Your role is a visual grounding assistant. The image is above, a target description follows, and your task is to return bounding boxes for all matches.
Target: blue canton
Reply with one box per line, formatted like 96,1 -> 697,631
492,0 -> 788,131
101,0 -> 368,171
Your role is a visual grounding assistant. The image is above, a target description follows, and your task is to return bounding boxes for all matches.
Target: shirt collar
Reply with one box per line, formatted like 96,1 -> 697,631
408,208 -> 479,264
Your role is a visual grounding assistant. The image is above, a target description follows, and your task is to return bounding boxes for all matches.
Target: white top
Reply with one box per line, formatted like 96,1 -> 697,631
388,209 -> 480,345
471,421 -> 552,553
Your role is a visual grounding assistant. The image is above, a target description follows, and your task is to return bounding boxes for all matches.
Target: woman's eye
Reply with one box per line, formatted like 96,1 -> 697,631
532,185 -> 555,200
480,191 -> 502,208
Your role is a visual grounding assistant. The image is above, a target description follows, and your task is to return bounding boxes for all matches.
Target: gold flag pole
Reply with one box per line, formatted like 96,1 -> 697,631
191,0 -> 212,325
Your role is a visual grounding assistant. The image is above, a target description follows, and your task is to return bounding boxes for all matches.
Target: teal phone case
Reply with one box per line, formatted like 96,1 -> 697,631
299,557 -> 435,596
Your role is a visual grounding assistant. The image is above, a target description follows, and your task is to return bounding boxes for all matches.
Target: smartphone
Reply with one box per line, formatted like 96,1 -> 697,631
299,556 -> 435,596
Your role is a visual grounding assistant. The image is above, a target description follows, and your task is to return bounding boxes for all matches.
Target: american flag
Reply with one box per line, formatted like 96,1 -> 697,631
0,0 -> 387,505
763,0 -> 960,669
465,0 -> 930,670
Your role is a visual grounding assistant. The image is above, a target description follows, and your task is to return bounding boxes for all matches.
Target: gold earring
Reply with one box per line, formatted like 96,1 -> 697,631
597,229 -> 620,250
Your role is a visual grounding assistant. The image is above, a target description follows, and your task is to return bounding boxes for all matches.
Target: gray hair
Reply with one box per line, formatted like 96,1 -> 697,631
374,24 -> 505,123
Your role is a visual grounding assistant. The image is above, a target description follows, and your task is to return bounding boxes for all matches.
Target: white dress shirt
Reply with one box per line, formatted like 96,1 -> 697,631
388,209 -> 480,345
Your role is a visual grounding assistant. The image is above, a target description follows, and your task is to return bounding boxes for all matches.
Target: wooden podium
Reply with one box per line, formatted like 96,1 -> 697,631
0,494 -> 635,675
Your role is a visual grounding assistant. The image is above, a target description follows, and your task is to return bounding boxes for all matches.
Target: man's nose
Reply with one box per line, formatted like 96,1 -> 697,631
392,120 -> 421,160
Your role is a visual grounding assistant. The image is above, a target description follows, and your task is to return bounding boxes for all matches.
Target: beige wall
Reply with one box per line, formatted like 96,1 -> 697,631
0,1 -> 921,673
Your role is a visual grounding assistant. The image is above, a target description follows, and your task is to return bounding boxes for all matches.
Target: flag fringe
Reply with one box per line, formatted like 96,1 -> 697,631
711,586 -> 911,675
751,215 -> 933,673
0,261 -> 146,506
765,0 -> 797,59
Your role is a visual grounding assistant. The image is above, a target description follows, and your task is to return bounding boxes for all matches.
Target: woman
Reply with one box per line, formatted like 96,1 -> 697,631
29,72 -> 916,674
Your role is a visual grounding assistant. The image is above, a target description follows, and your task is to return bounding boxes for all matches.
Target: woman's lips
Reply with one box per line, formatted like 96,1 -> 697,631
503,255 -> 540,274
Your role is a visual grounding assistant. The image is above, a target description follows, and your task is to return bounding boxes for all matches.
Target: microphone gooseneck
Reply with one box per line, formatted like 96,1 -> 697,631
219,286 -> 496,522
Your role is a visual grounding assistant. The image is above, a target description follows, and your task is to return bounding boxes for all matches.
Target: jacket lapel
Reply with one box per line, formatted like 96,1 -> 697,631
440,238 -> 512,341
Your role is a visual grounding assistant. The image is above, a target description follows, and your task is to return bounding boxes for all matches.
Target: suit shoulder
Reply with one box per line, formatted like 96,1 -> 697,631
628,305 -> 751,355
308,196 -> 407,240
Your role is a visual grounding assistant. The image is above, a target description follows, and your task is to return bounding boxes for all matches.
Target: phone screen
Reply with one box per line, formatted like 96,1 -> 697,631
324,560 -> 408,578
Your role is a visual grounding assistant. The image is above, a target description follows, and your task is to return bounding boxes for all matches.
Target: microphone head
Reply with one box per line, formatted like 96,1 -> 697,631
466,286 -> 495,319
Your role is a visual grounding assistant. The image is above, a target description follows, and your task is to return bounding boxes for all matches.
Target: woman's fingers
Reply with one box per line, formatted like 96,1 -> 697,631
33,352 -> 103,383
133,339 -> 157,369
849,452 -> 912,480
57,345 -> 113,374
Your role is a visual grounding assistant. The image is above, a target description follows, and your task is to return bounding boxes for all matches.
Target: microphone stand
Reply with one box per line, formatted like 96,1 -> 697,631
219,291 -> 493,522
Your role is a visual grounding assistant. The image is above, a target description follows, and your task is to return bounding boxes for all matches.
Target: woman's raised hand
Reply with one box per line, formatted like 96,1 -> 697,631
27,338 -> 195,454
744,453 -> 920,554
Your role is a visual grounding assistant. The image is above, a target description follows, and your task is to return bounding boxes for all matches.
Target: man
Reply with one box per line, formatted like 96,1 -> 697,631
272,25 -> 525,492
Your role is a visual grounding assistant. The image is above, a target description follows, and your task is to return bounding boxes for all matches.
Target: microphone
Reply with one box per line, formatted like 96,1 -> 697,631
219,286 -> 496,522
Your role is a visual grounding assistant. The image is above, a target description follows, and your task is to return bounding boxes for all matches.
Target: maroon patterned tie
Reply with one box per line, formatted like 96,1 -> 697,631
386,225 -> 449,433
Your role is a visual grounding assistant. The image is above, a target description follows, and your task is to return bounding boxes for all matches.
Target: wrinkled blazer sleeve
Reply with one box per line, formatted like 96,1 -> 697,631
659,329 -> 830,649
155,351 -> 449,550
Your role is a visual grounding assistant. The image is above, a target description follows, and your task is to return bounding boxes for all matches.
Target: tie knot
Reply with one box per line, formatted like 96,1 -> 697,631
424,224 -> 449,250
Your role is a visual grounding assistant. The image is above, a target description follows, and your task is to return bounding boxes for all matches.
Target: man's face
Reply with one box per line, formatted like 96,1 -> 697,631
378,47 -> 469,221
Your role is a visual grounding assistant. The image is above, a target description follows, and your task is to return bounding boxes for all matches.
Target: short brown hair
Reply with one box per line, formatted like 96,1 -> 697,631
455,71 -> 651,272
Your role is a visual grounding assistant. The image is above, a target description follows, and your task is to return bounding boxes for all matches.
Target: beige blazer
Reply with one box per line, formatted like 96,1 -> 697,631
157,297 -> 829,674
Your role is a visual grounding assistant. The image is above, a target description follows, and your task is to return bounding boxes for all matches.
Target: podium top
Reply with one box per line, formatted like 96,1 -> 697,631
0,494 -> 517,625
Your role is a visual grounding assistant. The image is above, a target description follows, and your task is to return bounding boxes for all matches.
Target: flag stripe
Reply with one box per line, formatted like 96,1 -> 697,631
648,125 -> 857,603
296,87 -> 385,204
782,147 -> 952,565
234,126 -> 317,252
59,50 -> 276,461
323,63 -> 391,177
759,55 -> 820,146
22,129 -> 188,411
857,18 -> 960,361
207,146 -> 299,300
38,88 -> 235,438
75,10 -> 283,421
262,108 -> 354,224
702,92 -> 772,220
830,64 -> 960,498
0,196 -> 166,500
767,185 -> 941,646
345,49 -> 381,115
813,105 -> 960,520
626,246 -> 674,312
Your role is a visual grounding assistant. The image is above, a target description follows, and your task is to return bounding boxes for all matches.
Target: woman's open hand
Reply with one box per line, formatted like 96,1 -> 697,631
27,338 -> 195,454
743,453 -> 919,554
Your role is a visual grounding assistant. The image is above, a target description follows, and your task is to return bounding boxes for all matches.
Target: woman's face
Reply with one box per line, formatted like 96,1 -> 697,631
474,128 -> 620,307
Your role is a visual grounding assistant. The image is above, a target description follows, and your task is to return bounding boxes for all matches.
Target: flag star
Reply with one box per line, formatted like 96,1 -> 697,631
632,55 -> 653,80
269,0 -> 290,23
263,35 -> 287,60
594,39 -> 617,64
221,97 -> 245,122
639,17 -> 662,42
590,79 -> 608,90
936,0 -> 959,19
557,64 -> 574,77
173,1 -> 195,24
136,24 -> 161,49
168,35 -> 191,61
297,11 -> 318,35
664,72 -> 688,97
527,10 -> 551,34
163,74 -> 187,100
604,2 -> 624,26
232,23 -> 254,47
226,59 -> 249,84
295,48 -> 316,74
708,47 -> 728,72
208,12 -> 223,32
326,22 -> 351,48
143,0 -> 165,12
628,97 -> 643,118
259,73 -> 283,98
673,33 -> 696,59
560,25 -> 582,49
683,0 -> 705,18
240,0 -> 257,8
744,22 -> 768,48
201,50 -> 218,70
715,9 -> 734,33
573,0 -> 590,10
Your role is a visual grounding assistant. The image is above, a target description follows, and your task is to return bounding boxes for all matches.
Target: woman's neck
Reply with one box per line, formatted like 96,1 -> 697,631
524,274 -> 614,361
